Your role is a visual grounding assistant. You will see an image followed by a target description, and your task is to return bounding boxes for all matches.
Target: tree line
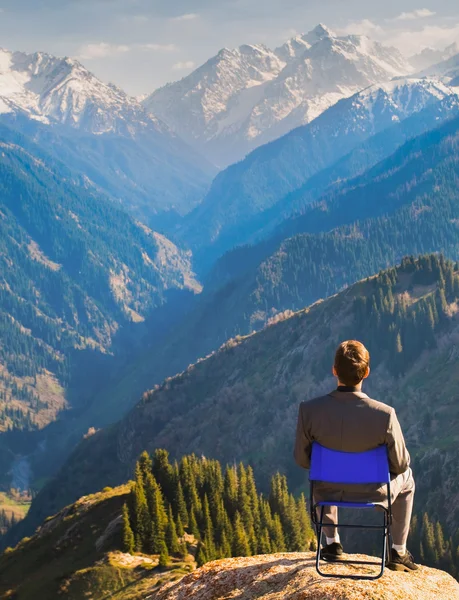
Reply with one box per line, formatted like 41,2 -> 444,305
122,449 -> 316,567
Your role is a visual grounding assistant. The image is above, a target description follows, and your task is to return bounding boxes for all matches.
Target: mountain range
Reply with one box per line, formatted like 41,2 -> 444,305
0,119 -> 202,486
178,77 -> 459,269
0,48 -> 215,224
4,24 -> 459,596
17,104 -> 459,539
7,56 -> 459,521
144,25 -> 411,167
19,255 -> 459,551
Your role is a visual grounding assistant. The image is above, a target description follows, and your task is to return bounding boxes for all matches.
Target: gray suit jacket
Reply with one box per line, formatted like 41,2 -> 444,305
294,390 -> 410,503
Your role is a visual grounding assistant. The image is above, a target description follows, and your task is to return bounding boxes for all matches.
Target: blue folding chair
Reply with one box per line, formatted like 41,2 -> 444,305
309,442 -> 392,580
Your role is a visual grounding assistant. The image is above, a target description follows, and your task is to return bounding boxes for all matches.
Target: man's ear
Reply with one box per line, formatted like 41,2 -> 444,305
332,365 -> 337,378
364,366 -> 371,379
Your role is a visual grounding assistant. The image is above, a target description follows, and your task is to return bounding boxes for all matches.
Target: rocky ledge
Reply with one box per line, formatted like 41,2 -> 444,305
153,552 -> 459,600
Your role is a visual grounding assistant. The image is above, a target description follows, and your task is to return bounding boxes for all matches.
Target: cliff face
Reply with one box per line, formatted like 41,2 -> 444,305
153,552 -> 459,600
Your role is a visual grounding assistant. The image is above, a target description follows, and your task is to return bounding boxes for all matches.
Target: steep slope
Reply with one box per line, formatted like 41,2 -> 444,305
0,485 -> 194,600
145,25 -> 410,166
0,449 -> 317,599
20,256 -> 459,544
24,109 -> 459,490
0,48 -> 215,221
0,123 -> 200,483
179,78 -> 456,265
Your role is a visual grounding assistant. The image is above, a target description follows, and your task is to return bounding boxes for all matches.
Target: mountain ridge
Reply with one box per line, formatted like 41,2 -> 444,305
178,77 -> 458,267
144,25 -> 411,166
17,255 -> 459,546
0,47 -> 215,222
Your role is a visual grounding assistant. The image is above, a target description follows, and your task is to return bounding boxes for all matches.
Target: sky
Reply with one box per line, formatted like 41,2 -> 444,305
0,0 -> 459,96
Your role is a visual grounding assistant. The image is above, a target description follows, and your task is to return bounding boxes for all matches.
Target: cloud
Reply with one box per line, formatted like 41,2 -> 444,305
142,43 -> 179,52
394,8 -> 436,21
172,60 -> 196,70
77,42 -> 131,60
386,23 -> 459,55
338,19 -> 384,38
171,13 -> 199,22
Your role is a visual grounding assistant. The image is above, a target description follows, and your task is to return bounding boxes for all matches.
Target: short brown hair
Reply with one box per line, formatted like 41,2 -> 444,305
334,340 -> 370,386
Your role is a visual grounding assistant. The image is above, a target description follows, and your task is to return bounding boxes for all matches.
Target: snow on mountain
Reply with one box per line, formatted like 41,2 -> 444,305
179,76 -> 457,259
144,24 -> 412,167
0,47 -> 216,220
409,43 -> 459,71
418,50 -> 459,85
0,48 -> 164,136
352,77 -> 455,123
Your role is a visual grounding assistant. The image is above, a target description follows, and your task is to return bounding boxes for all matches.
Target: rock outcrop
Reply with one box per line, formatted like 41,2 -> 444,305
153,552 -> 459,600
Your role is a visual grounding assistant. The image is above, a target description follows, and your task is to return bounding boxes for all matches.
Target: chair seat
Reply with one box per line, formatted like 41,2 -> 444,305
317,501 -> 376,509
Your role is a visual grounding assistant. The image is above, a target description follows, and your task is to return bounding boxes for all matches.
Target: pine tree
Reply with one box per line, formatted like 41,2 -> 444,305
259,529 -> 272,554
202,495 -> 216,561
223,466 -> 238,519
422,513 -> 438,565
196,541 -> 208,567
176,513 -> 185,538
296,493 -> 315,551
179,540 -> 188,560
122,503 -> 135,554
132,463 -> 150,552
138,451 -> 153,481
159,541 -> 169,567
173,480 -> 189,526
189,506 -> 200,540
270,514 -> 286,553
232,512 -> 251,557
218,530 -> 232,559
153,449 -> 175,502
165,504 -> 180,555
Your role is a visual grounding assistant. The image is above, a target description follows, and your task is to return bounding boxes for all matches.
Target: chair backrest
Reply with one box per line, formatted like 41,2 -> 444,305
309,442 -> 390,485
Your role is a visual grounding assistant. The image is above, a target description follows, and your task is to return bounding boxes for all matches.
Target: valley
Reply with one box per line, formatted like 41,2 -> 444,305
2,13 -> 459,598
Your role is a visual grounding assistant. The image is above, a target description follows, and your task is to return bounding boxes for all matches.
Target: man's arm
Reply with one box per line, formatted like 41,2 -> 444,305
294,403 -> 312,469
385,408 -> 410,475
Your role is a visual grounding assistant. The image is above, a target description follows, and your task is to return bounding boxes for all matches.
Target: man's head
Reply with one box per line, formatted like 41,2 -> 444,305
333,340 -> 370,387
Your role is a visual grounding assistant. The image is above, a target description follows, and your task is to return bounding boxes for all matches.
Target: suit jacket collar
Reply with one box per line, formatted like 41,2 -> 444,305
329,389 -> 370,400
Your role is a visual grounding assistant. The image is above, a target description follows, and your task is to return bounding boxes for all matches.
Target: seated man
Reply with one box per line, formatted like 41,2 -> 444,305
294,340 -> 418,572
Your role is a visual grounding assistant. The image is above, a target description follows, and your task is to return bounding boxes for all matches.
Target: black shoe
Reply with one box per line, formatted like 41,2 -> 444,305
320,542 -> 344,562
387,548 -> 419,572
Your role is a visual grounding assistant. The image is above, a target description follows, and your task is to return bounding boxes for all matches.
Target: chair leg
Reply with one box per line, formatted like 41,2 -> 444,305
315,505 -> 325,574
314,505 -> 390,581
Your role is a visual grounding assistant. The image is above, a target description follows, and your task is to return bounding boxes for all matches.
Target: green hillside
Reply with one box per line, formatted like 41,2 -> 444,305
0,450 -> 315,600
18,108 -> 459,504
60,110 -> 459,448
18,256 -> 459,549
0,124 -> 201,485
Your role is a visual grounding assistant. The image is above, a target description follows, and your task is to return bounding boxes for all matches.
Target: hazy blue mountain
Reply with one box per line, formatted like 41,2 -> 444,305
19,255 -> 459,552
179,79 -> 458,271
0,48 -> 215,225
0,121 -> 201,485
13,111 -> 459,547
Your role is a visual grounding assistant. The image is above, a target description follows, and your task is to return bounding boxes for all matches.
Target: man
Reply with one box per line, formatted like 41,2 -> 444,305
294,340 -> 418,572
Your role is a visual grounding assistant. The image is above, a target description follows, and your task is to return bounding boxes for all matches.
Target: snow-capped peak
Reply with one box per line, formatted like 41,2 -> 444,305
143,24 -> 413,167
0,47 -> 163,136
352,77 -> 456,120
302,23 -> 335,45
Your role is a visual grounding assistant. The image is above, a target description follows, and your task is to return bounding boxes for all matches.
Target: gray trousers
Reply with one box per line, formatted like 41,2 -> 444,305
316,468 -> 415,547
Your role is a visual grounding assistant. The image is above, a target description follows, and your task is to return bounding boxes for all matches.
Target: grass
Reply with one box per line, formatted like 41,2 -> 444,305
0,491 -> 31,524
0,485 -> 195,600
